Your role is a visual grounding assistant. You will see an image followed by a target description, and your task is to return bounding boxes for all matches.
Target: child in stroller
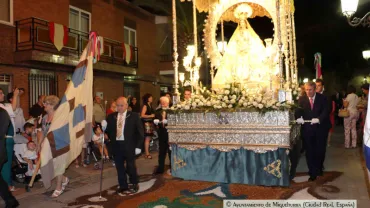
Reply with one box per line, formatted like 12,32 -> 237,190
89,125 -> 114,169
13,141 -> 41,183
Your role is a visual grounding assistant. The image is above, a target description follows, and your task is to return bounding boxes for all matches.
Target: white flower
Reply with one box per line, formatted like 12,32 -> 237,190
224,90 -> 230,95
177,104 -> 182,108
230,99 -> 236,104
276,103 -> 281,107
231,95 -> 237,100
198,102 -> 204,106
238,99 -> 243,104
240,97 -> 245,101
184,105 -> 190,110
191,102 -> 197,108
258,104 -> 264,109
243,102 -> 248,107
195,99 -> 201,103
228,104 -> 233,108
223,96 -> 229,101
296,96 -> 299,100
225,100 -> 230,104
248,97 -> 254,102
253,102 -> 258,107
242,91 -> 246,95
170,106 -> 176,110
222,102 -> 227,108
234,88 -> 239,93
256,97 -> 262,103
217,95 -> 222,99
206,101 -> 212,106
261,99 -> 267,104
293,91 -> 297,95
225,85 -> 230,89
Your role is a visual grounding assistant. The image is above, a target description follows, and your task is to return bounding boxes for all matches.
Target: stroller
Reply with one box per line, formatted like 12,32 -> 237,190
11,152 -> 28,184
86,141 -> 114,170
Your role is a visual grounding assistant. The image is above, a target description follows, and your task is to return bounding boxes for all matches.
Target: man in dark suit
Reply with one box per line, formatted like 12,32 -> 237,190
153,96 -> 171,175
0,108 -> 19,207
105,97 -> 144,194
315,79 -> 332,171
295,81 -> 330,181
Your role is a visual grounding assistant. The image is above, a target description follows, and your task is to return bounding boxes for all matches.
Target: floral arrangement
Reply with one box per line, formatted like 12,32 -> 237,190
170,83 -> 297,113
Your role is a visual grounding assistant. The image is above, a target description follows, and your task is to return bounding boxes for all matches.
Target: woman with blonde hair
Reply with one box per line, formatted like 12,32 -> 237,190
37,95 -> 69,197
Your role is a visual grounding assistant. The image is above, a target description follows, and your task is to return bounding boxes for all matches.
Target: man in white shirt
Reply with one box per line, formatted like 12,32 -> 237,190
295,81 -> 330,181
105,97 -> 144,195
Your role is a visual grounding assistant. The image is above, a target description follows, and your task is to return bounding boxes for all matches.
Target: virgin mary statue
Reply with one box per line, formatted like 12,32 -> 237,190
213,4 -> 271,91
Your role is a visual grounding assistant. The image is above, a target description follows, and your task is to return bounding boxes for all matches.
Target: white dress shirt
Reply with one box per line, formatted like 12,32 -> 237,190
116,111 -> 127,141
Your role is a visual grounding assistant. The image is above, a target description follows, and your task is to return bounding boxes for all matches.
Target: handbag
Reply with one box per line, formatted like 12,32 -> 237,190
144,122 -> 154,134
338,108 -> 349,118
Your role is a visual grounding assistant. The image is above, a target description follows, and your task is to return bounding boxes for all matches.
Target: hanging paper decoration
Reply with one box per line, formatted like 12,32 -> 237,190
49,22 -> 69,51
314,52 -> 322,79
122,43 -> 133,64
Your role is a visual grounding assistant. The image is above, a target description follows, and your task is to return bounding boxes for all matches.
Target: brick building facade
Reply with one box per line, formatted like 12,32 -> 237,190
0,0 -> 173,118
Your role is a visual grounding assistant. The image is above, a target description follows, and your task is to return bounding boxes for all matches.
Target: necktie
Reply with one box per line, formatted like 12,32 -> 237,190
309,97 -> 314,110
117,113 -> 124,138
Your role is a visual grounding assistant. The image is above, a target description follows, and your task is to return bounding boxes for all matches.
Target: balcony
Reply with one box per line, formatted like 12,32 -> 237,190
15,17 -> 138,71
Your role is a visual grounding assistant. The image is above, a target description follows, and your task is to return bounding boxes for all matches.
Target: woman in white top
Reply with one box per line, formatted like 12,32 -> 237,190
343,85 -> 360,148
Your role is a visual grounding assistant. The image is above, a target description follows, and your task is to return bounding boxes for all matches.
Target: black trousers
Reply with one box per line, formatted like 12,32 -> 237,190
0,162 -> 18,206
157,133 -> 171,172
303,131 -> 327,177
113,142 -> 138,189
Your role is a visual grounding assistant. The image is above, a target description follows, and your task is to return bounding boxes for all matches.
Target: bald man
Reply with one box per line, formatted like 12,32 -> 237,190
105,97 -> 144,195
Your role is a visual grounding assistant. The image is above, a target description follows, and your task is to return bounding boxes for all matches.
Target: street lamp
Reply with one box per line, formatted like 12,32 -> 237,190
363,50 -> 370,60
341,0 -> 370,27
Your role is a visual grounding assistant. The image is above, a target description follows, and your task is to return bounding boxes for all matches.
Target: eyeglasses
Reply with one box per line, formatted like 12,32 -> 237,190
43,102 -> 51,106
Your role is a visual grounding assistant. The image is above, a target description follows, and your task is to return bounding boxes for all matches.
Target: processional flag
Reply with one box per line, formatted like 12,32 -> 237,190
364,86 -> 370,181
39,32 -> 102,189
314,52 -> 322,79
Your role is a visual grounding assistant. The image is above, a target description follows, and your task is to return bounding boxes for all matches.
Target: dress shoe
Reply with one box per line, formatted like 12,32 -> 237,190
116,188 -> 131,195
308,176 -> 317,181
130,184 -> 139,193
6,199 -> 19,208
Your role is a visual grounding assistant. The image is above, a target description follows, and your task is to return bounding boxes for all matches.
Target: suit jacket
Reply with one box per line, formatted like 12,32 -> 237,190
155,108 -> 168,137
322,90 -> 333,114
106,111 -> 144,154
295,93 -> 331,136
0,108 -> 11,166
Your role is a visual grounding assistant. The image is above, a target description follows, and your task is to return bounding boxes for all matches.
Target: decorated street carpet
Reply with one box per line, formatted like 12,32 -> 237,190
69,171 -> 342,208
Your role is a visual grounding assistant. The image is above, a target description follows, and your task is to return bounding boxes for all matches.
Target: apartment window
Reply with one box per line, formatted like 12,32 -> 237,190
124,27 -> 136,47
28,72 -> 58,108
0,74 -> 13,95
0,0 -> 13,25
69,6 -> 91,33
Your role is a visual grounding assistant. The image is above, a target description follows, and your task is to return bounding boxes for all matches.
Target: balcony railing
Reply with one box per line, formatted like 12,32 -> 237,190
15,17 -> 138,68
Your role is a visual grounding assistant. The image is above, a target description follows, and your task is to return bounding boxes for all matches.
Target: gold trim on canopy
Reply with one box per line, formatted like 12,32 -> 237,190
181,0 -> 294,14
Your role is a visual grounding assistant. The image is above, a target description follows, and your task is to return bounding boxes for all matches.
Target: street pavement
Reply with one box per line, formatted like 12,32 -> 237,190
1,126 -> 369,208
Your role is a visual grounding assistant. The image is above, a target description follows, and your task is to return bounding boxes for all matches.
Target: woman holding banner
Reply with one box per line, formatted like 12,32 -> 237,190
37,95 -> 69,198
